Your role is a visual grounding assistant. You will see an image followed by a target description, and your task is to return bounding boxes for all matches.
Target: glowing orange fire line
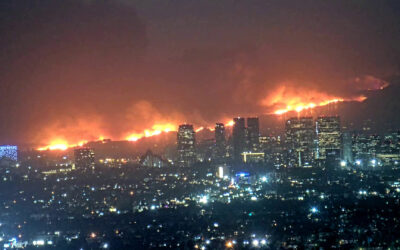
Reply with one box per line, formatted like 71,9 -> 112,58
272,96 -> 368,115
273,98 -> 343,115
35,94 -> 366,151
125,123 -> 177,142
37,140 -> 88,151
37,120 -> 235,151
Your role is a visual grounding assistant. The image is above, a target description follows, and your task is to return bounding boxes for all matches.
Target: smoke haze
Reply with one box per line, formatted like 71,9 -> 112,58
0,0 -> 399,145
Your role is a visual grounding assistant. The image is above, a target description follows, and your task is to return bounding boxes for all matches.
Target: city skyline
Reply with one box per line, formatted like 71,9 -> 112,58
1,1 -> 400,249
0,0 -> 399,147
14,109 -> 398,152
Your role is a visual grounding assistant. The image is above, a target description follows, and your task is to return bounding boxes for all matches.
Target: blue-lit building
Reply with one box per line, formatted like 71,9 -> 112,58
235,171 -> 252,185
0,145 -> 18,161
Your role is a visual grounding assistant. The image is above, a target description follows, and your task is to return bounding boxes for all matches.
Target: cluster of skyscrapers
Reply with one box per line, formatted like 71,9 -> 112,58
176,116 -> 346,168
175,118 -> 258,166
175,117 -> 262,166
8,115 -> 396,171
285,116 -> 341,167
232,117 -> 261,161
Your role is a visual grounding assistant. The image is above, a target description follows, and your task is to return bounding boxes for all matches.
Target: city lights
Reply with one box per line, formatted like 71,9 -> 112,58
199,195 -> 208,204
252,239 -> 259,247
2,113 -> 400,248
225,241 -> 233,248
0,1 -> 399,249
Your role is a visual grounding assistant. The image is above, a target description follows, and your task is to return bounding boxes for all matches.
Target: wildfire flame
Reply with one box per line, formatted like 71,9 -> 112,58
37,75 -> 388,151
126,123 -> 177,142
192,120 -> 234,133
273,98 -> 342,115
261,85 -> 371,116
225,120 -> 235,127
195,127 -> 204,133
37,119 -> 237,151
266,77 -> 389,115
272,95 -> 368,115
37,139 -> 88,151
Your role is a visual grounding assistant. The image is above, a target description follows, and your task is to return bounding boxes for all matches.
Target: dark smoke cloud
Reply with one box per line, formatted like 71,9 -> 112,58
0,0 -> 399,145
0,0 -> 147,143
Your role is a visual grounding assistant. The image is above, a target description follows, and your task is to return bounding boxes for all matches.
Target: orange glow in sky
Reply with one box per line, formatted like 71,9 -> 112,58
225,120 -> 235,127
36,92 -> 368,152
38,123 -> 180,150
36,94 -> 370,151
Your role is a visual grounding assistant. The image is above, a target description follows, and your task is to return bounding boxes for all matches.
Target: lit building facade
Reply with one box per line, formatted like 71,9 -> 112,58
177,124 -> 196,166
342,132 -> 353,163
352,133 -> 380,162
285,117 -> 315,167
233,117 -> 246,162
140,150 -> 170,168
247,117 -> 260,152
316,116 -> 341,160
214,123 -> 226,162
241,152 -> 265,163
74,147 -> 95,170
262,136 -> 285,169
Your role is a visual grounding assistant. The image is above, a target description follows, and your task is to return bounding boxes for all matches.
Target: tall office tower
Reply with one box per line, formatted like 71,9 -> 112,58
74,147 -> 95,170
342,132 -> 353,163
215,123 -> 226,162
232,117 -> 246,162
177,124 -> 196,166
285,117 -> 315,167
316,116 -> 342,160
247,117 -> 260,152
352,133 -> 380,162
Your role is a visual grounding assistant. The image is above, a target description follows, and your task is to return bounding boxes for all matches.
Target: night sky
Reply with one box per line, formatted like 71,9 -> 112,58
0,0 -> 399,145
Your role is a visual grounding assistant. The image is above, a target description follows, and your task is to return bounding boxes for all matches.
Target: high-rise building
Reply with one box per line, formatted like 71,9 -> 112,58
285,117 -> 315,167
232,117 -> 246,162
376,132 -> 400,166
262,136 -> 285,169
247,117 -> 260,152
342,132 -> 353,163
316,116 -> 341,160
241,152 -> 265,163
177,124 -> 196,166
140,150 -> 170,168
74,147 -> 95,170
215,123 -> 226,162
352,133 -> 380,163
